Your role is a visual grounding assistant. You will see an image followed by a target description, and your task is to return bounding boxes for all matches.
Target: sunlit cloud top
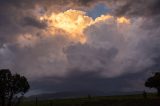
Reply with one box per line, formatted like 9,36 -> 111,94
40,9 -> 130,44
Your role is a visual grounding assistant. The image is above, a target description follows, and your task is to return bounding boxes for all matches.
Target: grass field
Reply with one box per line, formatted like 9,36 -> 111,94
20,94 -> 160,106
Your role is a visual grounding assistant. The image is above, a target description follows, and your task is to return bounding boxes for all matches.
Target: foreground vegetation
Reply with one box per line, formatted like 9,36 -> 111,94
20,94 -> 160,106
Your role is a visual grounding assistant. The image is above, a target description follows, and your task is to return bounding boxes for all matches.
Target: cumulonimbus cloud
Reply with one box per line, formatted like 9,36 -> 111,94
0,0 -> 160,93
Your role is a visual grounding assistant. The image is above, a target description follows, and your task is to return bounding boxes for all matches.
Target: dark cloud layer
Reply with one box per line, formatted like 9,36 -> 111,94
113,0 -> 160,17
21,17 -> 47,29
1,0 -> 160,16
31,70 -> 150,93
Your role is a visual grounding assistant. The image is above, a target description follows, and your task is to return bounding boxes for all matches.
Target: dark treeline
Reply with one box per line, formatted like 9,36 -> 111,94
0,69 -> 30,106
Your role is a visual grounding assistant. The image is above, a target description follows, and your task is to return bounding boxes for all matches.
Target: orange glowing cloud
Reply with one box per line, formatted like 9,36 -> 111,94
117,17 -> 130,24
40,9 -> 130,44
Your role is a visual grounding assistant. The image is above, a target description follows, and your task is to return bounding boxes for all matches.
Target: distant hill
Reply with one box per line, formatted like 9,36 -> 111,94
28,90 -> 106,100
27,90 -> 144,100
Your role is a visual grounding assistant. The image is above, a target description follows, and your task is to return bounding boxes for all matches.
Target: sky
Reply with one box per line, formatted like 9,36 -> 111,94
0,0 -> 160,95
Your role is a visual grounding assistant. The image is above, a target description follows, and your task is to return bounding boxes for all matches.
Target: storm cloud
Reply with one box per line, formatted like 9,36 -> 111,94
0,0 -> 160,94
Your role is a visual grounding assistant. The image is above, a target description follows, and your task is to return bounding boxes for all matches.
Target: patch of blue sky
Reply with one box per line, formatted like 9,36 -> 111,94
87,3 -> 110,19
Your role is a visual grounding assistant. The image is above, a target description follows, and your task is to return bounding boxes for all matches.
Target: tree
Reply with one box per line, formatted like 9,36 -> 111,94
145,72 -> 160,96
0,69 -> 30,106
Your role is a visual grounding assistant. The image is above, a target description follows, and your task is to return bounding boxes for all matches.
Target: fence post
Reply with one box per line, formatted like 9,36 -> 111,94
36,97 -> 38,106
49,100 -> 53,106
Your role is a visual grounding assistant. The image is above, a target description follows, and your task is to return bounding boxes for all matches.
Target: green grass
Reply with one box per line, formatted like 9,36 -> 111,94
20,94 -> 160,106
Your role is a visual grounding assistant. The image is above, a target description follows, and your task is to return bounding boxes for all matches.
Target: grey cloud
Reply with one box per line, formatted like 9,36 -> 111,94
11,35 -> 69,79
0,0 -> 97,9
0,11 -> 20,43
64,17 -> 160,77
21,17 -> 47,29
0,44 -> 15,68
1,0 -> 159,17
0,32 -> 70,79
66,43 -> 118,73
0,0 -> 160,94
112,0 -> 160,17
30,70 -> 149,93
